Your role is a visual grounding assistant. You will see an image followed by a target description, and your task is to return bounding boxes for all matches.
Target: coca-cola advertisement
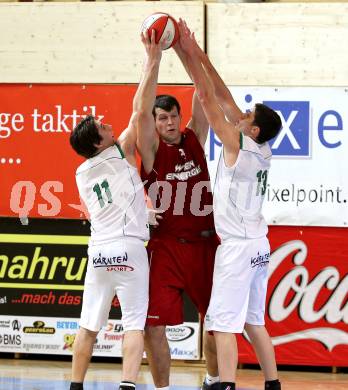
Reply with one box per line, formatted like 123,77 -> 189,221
238,226 -> 348,366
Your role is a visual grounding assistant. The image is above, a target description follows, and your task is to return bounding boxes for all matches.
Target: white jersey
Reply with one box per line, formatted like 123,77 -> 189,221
75,144 -> 149,245
213,134 -> 272,241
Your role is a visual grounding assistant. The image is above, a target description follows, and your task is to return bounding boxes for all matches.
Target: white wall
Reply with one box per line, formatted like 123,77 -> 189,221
0,2 -> 347,86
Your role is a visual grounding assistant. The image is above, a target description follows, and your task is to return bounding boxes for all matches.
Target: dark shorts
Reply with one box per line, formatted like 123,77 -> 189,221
145,234 -> 219,326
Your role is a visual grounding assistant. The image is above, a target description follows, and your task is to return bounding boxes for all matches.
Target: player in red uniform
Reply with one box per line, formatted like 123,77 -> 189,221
136,30 -> 219,390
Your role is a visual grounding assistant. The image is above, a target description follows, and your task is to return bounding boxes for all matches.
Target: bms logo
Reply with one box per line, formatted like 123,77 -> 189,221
265,101 -> 310,157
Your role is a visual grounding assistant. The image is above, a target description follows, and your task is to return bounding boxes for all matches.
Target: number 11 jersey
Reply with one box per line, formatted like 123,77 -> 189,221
75,144 -> 149,245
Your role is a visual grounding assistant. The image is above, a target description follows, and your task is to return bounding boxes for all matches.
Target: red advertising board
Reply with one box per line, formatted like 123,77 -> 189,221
239,226 -> 348,366
0,84 -> 193,219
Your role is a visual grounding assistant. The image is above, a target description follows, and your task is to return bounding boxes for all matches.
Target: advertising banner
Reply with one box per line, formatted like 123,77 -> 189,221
0,218 -> 200,359
1,85 -> 347,226
0,315 -> 200,360
0,84 -> 194,220
238,225 -> 348,366
206,87 -> 348,227
2,85 -> 348,365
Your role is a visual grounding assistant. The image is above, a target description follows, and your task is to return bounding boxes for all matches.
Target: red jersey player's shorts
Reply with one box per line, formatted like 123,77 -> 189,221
145,233 -> 219,326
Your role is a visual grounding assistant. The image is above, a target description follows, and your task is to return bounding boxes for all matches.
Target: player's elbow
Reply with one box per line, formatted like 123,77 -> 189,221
137,109 -> 151,125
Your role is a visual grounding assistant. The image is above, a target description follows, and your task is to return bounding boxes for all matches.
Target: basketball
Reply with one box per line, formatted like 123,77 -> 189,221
141,13 -> 179,50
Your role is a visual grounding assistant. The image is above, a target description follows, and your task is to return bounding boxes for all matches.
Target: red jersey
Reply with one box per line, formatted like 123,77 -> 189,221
141,128 -> 215,240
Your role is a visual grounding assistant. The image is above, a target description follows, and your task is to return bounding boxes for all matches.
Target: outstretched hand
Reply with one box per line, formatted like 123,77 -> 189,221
176,18 -> 198,55
141,29 -> 166,62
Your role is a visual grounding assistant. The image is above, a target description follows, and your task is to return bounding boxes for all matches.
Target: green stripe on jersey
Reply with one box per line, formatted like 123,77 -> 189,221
115,142 -> 125,158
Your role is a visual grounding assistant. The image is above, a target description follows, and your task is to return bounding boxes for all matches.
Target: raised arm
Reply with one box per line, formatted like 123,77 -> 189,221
200,50 -> 242,125
173,39 -> 209,147
118,34 -> 156,166
178,21 -> 240,162
178,19 -> 242,125
136,30 -> 163,174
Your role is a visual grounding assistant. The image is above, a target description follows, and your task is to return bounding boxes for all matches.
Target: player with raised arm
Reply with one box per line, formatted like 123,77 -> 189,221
68,53 -> 152,390
136,29 -> 220,390
177,19 -> 282,390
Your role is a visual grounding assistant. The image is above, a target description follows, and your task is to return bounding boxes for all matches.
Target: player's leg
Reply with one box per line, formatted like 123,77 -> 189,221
121,330 -> 145,383
202,239 -> 220,389
184,238 -> 219,389
71,327 -> 98,388
202,330 -> 219,386
144,325 -> 171,388
244,324 -> 280,389
204,242 -> 253,390
116,239 -> 149,389
70,245 -> 115,389
213,331 -> 238,384
144,238 -> 184,389
244,237 -> 280,390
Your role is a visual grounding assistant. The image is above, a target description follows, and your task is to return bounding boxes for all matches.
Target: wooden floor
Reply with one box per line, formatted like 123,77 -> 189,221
0,357 -> 348,390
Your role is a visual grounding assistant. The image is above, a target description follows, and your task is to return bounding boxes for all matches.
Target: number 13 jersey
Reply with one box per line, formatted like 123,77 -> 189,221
213,134 -> 272,241
75,144 -> 149,245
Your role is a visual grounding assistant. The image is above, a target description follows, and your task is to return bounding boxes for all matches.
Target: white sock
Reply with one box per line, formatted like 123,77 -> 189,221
205,374 -> 219,385
155,387 -> 169,390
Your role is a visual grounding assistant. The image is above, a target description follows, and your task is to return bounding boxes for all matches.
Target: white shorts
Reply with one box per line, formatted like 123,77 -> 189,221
205,236 -> 270,333
79,237 -> 149,332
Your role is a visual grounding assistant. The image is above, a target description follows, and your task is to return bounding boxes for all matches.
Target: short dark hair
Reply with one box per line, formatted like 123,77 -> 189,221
69,115 -> 101,158
152,95 -> 181,117
253,103 -> 282,144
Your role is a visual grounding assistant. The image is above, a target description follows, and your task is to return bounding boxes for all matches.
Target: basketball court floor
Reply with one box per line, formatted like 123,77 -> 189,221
1,357 -> 348,390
